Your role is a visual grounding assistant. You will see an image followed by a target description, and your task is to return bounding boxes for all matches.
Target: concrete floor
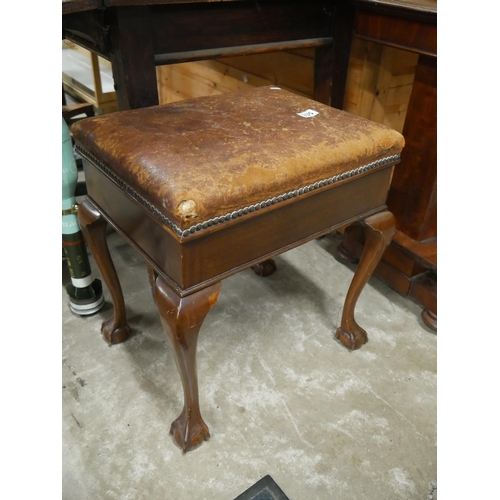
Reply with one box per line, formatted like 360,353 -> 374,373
62,229 -> 437,500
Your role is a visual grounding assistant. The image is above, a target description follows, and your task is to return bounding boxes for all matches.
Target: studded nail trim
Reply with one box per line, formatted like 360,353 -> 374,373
75,144 -> 399,238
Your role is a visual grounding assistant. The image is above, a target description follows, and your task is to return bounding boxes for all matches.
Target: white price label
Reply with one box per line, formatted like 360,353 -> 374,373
297,109 -> 319,118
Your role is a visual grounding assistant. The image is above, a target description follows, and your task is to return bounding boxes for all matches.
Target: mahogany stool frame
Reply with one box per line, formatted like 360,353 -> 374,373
77,149 -> 397,451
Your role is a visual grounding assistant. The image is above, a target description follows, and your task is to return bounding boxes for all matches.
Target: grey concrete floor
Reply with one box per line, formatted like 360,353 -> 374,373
62,230 -> 437,500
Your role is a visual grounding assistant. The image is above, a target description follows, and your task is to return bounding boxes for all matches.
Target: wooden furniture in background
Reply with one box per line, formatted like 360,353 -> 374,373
343,37 -> 418,134
156,48 -> 316,103
155,39 -> 418,134
337,0 -> 437,328
62,101 -> 95,125
73,87 -> 404,451
62,40 -> 118,114
62,0 -> 356,110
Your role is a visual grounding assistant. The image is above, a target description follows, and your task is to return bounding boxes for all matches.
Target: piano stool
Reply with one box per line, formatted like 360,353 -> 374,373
72,86 -> 404,452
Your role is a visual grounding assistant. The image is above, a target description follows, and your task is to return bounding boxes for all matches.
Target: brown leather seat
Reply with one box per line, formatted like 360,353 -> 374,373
72,86 -> 403,237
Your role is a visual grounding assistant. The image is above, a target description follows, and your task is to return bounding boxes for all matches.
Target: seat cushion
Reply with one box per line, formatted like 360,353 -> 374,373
72,86 -> 404,235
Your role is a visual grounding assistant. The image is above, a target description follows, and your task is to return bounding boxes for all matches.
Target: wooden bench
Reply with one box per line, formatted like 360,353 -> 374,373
73,86 -> 404,452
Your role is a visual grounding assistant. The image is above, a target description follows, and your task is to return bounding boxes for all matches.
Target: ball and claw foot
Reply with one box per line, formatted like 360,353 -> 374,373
335,211 -> 396,351
170,412 -> 210,453
335,322 -> 368,350
101,317 -> 131,345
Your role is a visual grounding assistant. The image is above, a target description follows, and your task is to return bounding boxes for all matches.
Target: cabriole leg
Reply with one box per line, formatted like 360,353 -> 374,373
154,277 -> 221,452
335,210 -> 395,350
78,199 -> 131,344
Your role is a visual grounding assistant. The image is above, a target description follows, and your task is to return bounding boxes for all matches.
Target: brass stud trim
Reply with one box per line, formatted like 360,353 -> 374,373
75,144 -> 400,239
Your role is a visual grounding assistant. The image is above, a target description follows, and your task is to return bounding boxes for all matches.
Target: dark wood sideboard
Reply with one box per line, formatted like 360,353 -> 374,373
338,0 -> 437,329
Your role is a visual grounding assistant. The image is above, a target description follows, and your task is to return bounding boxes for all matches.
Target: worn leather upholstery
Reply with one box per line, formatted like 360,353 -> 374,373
72,86 -> 404,231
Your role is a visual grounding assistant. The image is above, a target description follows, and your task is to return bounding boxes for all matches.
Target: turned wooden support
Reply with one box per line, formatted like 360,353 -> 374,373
78,199 -> 131,344
335,210 -> 395,350
154,277 -> 221,453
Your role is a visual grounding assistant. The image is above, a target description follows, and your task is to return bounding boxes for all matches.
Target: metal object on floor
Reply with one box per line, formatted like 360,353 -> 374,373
234,475 -> 290,500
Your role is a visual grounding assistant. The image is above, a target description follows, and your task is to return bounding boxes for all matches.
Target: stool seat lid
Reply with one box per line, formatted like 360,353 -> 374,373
72,86 -> 403,234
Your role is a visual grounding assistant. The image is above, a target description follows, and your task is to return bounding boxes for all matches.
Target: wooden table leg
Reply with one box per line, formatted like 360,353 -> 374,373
335,210 -> 395,350
78,199 -> 131,344
154,276 -> 221,453
109,6 -> 159,110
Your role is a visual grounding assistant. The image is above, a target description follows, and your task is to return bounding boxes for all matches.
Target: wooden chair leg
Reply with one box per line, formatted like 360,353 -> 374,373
335,210 -> 395,350
78,199 -> 131,344
154,276 -> 221,453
